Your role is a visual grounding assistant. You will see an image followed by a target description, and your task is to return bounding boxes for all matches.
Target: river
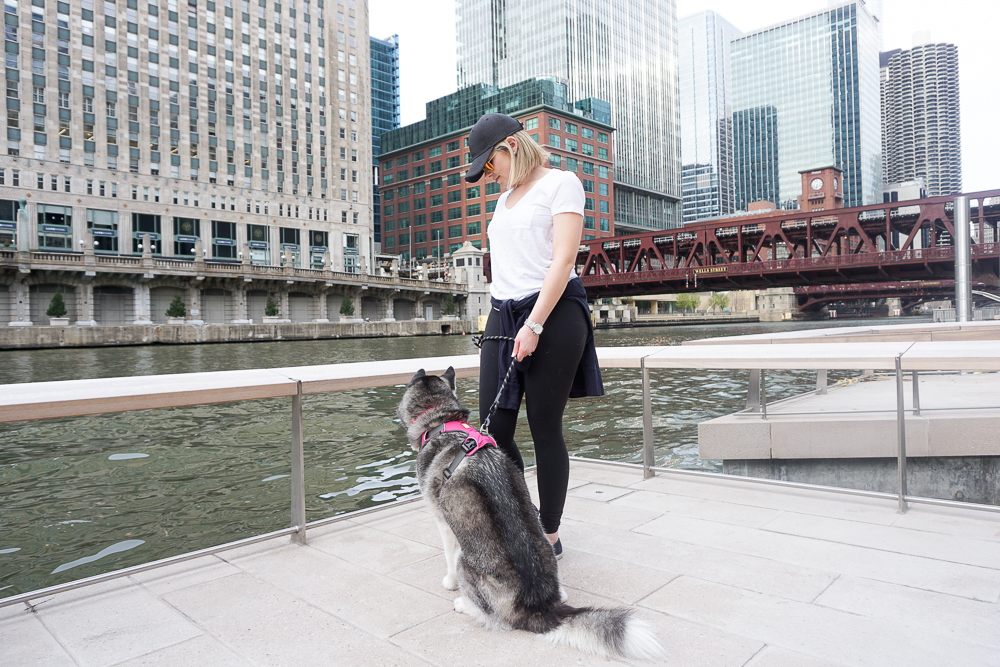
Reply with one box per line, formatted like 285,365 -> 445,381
0,317 -> 922,596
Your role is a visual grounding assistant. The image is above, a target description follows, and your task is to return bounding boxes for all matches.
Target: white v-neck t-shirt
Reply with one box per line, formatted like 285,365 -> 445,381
487,169 -> 585,301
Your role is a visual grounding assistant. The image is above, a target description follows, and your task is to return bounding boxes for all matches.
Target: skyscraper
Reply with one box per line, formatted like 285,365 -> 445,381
881,40 -> 961,196
678,11 -> 740,223
371,35 -> 401,250
732,1 -> 882,210
455,0 -> 682,229
0,0 -> 373,272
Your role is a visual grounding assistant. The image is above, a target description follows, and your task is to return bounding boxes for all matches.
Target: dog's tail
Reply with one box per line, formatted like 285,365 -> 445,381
541,605 -> 663,661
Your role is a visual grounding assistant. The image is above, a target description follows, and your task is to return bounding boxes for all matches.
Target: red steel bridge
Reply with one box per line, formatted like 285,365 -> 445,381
568,189 -> 1000,311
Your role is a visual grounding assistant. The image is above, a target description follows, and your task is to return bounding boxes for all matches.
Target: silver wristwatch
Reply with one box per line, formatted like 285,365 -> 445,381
524,319 -> 543,335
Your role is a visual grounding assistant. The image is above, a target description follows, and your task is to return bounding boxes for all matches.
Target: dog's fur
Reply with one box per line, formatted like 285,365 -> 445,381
398,367 -> 663,660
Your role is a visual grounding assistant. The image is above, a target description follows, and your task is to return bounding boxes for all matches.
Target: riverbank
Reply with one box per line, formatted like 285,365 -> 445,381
0,319 -> 476,350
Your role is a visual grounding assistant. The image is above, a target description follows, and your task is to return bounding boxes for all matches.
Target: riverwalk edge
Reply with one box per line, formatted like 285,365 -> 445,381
0,319 -> 476,350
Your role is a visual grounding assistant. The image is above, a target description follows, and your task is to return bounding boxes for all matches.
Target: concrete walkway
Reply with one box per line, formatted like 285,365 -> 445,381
3,459 -> 999,667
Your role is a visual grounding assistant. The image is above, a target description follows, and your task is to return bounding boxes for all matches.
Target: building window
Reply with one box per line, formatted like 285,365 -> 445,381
36,205 -> 74,251
548,135 -> 561,149
132,213 -> 163,254
87,209 -> 120,253
548,117 -> 561,130
173,217 -> 200,256
212,220 -> 238,259
525,117 -> 539,130
467,221 -> 481,236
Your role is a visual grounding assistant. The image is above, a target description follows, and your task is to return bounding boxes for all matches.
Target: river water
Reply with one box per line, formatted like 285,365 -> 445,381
0,317 -> 920,596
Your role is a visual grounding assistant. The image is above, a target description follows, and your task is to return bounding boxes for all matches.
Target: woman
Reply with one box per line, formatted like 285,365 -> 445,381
465,113 -> 604,558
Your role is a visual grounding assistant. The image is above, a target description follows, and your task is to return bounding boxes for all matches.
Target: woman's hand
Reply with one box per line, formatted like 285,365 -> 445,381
512,324 -> 539,361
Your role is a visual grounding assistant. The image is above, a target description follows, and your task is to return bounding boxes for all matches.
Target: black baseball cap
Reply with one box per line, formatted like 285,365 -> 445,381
464,113 -> 524,183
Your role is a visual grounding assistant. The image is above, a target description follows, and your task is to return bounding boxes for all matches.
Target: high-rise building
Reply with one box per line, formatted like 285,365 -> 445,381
379,79 -> 615,262
0,0 -> 373,273
371,34 -> 400,250
678,11 -> 741,223
880,40 -> 961,196
455,0 -> 681,230
732,1 -> 882,211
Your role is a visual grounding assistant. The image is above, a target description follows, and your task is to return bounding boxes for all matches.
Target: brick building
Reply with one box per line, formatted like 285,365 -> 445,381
378,79 -> 615,265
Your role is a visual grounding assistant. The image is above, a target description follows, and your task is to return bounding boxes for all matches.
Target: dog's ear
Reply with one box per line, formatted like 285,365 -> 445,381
408,369 -> 426,385
442,366 -> 456,392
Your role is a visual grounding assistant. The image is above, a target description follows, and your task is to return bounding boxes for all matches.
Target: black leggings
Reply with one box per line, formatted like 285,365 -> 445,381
479,297 -> 589,534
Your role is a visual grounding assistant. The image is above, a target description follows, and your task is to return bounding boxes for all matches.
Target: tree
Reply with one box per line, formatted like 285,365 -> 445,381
676,293 -> 700,313
265,295 -> 279,317
165,294 -> 186,318
707,292 -> 730,312
442,292 -> 455,315
46,291 -> 67,318
339,295 -> 355,317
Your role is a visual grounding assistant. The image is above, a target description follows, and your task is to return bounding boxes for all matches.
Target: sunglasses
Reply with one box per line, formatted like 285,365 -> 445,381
482,141 -> 510,172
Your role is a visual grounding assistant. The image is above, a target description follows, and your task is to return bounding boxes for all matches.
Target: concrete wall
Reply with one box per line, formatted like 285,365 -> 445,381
724,457 -> 1000,505
0,319 -> 477,350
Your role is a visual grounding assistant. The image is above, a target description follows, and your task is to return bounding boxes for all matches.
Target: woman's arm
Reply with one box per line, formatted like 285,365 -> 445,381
511,210 -> 585,361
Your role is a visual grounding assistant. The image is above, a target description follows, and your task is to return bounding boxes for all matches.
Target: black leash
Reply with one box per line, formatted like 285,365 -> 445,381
472,334 -> 518,435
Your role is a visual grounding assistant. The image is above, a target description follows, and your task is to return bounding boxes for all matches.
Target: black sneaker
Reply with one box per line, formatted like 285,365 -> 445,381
552,538 -> 563,560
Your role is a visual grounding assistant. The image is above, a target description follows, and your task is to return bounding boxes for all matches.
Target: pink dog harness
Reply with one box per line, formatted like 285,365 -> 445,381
419,420 -> 498,479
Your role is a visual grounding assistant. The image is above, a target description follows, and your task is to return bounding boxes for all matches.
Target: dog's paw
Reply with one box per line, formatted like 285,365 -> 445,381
442,573 -> 458,591
559,586 -> 569,603
453,596 -> 469,614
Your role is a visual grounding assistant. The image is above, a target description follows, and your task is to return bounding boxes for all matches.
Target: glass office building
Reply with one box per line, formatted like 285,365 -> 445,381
678,11 -> 741,223
456,0 -> 682,229
371,35 -> 401,248
732,1 -> 882,210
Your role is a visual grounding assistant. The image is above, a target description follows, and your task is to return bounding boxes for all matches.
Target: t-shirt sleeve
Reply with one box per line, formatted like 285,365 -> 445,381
549,172 -> 586,216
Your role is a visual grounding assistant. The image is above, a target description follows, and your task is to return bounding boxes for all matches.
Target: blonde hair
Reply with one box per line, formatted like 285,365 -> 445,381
492,130 -> 551,189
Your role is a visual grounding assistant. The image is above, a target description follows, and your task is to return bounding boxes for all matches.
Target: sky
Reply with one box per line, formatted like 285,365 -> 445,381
369,0 -> 999,192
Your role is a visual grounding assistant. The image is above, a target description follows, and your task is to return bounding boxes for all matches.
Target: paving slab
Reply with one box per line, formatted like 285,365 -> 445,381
161,572 -> 433,666
643,576 -> 1000,667
610,488 -> 786,528
105,636 -> 251,667
234,544 -> 455,639
813,575 -> 1000,649
634,512 -> 1000,602
742,646 -> 851,667
33,582 -> 202,667
0,609 -> 77,667
761,510 -> 1000,569
128,554 -> 241,596
560,517 -> 839,603
3,459 -> 1000,667
308,521 -> 442,574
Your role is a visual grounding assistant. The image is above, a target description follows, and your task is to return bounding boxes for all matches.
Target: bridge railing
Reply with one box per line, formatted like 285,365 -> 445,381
580,242 -> 1000,286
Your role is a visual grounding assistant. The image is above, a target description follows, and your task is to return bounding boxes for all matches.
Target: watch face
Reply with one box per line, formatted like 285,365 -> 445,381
810,178 -> 824,191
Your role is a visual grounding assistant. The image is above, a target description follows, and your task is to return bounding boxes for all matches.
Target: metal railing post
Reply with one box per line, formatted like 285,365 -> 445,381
911,370 -> 921,416
954,195 -> 972,322
761,370 -> 768,420
746,369 -> 761,411
291,380 -> 307,544
816,369 -> 828,395
895,356 -> 909,514
641,358 -> 655,479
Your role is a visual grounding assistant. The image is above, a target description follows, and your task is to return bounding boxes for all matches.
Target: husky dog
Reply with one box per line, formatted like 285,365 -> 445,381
398,367 -> 663,661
